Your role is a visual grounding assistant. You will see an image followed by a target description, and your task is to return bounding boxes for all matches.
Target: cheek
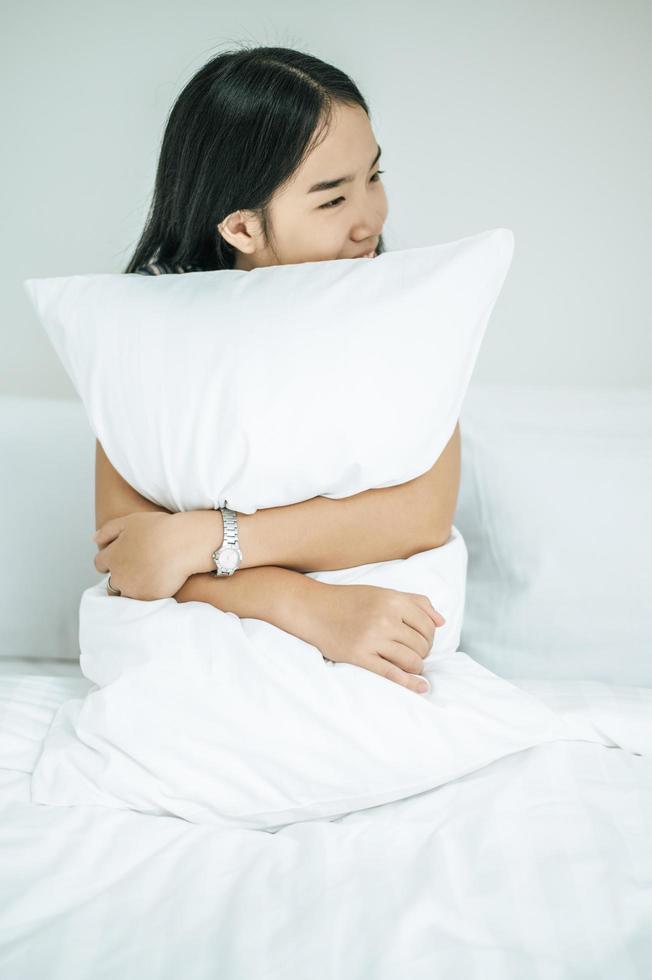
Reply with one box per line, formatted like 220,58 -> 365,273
379,187 -> 389,215
313,217 -> 343,246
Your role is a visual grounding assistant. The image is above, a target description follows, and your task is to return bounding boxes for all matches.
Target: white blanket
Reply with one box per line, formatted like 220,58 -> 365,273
2,672 -> 651,979
28,525 -> 643,831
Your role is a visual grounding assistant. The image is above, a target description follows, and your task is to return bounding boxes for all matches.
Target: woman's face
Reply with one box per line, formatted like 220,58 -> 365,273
219,102 -> 388,269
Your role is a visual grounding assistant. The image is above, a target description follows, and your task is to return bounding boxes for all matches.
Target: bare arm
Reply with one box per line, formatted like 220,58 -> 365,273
95,439 -> 326,633
234,420 -> 461,573
97,421 -> 460,576
95,421 -> 460,618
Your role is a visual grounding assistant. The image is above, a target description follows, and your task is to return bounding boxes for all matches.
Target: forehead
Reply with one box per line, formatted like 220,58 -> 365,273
294,104 -> 377,189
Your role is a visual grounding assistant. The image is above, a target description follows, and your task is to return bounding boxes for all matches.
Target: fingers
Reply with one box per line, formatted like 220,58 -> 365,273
92,519 -> 122,548
363,652 -> 431,695
409,593 -> 446,627
94,547 -> 110,574
396,616 -> 434,658
93,539 -> 117,575
377,639 -> 427,675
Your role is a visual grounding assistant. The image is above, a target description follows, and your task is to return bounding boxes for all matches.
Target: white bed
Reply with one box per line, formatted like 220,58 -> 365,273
1,385 -> 651,979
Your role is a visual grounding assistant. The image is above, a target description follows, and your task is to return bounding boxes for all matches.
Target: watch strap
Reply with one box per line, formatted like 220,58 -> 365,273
211,503 -> 241,576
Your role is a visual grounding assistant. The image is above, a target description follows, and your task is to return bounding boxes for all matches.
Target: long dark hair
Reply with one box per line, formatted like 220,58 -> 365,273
124,45 -> 387,273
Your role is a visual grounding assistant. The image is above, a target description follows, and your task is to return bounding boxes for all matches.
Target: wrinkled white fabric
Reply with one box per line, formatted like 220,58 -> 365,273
23,227 -> 605,830
23,228 -> 514,514
30,526 -> 615,831
4,675 -> 652,980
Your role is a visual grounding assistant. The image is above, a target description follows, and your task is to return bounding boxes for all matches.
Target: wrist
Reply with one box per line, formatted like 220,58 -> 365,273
281,574 -> 331,646
172,510 -> 224,576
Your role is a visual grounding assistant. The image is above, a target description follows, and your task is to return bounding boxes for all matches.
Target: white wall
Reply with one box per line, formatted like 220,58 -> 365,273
3,0 -> 650,397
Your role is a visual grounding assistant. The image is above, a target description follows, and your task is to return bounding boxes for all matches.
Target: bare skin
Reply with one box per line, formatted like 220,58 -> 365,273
94,102 -> 461,695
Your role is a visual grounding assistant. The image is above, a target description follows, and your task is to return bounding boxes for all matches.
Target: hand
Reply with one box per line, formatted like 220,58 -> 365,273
308,583 -> 445,695
93,511 -> 219,601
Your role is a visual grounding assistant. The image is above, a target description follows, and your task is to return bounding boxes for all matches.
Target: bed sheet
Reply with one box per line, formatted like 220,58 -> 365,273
1,670 -> 651,980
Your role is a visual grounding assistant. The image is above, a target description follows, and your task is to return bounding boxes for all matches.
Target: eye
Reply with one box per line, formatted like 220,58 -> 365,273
319,170 -> 386,210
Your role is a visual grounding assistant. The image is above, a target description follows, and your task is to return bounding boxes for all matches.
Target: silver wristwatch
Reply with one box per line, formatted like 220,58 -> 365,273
211,502 -> 242,576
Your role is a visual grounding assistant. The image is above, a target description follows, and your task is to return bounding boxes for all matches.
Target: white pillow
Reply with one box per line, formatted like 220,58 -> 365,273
23,228 -> 584,831
455,384 -> 652,687
24,228 -> 514,514
29,527 -> 578,831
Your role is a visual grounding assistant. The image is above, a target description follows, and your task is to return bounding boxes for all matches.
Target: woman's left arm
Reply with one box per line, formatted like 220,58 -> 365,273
185,420 -> 461,574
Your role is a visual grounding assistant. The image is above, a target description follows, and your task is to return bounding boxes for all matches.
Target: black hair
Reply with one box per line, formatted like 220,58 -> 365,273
124,44 -> 386,273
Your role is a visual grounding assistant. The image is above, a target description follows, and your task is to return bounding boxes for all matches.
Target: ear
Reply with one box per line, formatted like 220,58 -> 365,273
217,209 -> 261,253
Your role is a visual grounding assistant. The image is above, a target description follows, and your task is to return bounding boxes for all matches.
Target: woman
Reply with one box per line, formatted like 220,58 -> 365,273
93,45 -> 461,695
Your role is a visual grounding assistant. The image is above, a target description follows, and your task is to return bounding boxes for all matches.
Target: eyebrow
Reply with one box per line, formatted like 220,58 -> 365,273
307,144 -> 382,194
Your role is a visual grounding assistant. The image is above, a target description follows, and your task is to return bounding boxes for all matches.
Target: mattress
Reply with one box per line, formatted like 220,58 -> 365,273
1,662 -> 651,979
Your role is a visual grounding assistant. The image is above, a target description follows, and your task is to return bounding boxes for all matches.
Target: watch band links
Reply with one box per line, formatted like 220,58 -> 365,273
211,502 -> 241,576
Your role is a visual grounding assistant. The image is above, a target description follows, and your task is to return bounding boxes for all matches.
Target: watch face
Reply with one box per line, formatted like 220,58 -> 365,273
219,547 -> 240,571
